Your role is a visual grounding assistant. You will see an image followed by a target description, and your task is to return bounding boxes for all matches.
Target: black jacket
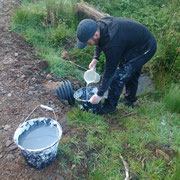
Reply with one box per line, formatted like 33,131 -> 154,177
94,16 -> 156,97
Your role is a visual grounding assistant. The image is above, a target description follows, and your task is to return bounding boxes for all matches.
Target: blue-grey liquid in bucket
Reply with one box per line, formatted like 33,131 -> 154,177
19,125 -> 58,150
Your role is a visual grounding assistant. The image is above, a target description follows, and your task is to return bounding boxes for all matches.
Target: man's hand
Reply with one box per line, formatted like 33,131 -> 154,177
89,59 -> 98,71
89,94 -> 102,104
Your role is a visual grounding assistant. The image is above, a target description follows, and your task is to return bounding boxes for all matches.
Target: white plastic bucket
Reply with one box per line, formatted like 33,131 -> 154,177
13,105 -> 62,168
84,69 -> 100,84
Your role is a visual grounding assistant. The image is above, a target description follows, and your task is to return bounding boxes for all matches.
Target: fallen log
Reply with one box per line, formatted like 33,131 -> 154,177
75,3 -> 110,21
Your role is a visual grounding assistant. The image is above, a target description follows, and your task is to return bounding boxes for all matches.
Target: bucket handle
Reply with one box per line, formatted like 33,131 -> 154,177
23,104 -> 57,123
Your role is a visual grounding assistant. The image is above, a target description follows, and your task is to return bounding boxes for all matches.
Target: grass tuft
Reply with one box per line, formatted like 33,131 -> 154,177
163,84 -> 180,113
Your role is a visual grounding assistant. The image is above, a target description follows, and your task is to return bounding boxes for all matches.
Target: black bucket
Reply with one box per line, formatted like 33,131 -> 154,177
73,86 -> 101,113
55,81 -> 101,113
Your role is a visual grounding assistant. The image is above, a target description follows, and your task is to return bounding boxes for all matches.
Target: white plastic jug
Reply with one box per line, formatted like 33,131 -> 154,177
84,69 -> 100,84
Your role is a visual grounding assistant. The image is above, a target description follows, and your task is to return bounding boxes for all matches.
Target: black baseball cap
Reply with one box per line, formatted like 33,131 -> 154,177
77,19 -> 98,49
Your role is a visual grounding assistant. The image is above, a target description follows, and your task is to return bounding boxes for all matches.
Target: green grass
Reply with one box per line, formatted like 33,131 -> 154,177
56,93 -> 180,179
163,84 -> 180,114
10,0 -> 81,80
35,47 -> 83,80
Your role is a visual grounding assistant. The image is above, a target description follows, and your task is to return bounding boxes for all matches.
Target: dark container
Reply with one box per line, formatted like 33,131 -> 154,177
73,86 -> 101,113
55,81 -> 101,114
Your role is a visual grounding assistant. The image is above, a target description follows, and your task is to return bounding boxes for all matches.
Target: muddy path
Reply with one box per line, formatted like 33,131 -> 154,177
0,0 -> 76,179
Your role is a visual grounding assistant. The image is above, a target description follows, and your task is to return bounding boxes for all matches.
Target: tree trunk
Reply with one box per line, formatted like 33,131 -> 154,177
75,3 -> 109,21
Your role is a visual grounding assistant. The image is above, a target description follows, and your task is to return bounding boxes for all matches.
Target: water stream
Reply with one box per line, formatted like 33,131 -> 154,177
86,83 -> 90,100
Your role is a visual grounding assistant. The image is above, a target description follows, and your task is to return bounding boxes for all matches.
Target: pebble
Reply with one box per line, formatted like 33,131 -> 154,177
56,170 -> 60,174
7,93 -> 12,97
31,77 -> 36,81
7,145 -> 18,152
21,75 -> 26,79
0,154 -> 3,159
24,169 -> 28,173
7,154 -> 14,160
28,91 -> 33,95
61,50 -> 70,60
0,90 -> 8,95
6,140 -> 12,147
71,164 -> 76,169
63,169 -> 70,175
52,175 -> 65,180
46,74 -> 52,80
15,53 -> 18,57
48,175 -> 53,180
4,124 -> 11,131
56,175 -> 65,180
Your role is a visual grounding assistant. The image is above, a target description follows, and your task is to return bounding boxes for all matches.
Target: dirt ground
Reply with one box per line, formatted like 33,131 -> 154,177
0,0 -> 77,179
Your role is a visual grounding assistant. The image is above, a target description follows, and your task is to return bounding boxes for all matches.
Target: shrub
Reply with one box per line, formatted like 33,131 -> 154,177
151,0 -> 180,81
11,8 -> 43,29
46,22 -> 75,48
83,0 -> 180,85
44,0 -> 77,27
11,8 -> 45,46
70,46 -> 106,74
163,84 -> 180,113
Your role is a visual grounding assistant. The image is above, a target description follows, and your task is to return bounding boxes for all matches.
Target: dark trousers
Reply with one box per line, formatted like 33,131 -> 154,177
105,38 -> 157,108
